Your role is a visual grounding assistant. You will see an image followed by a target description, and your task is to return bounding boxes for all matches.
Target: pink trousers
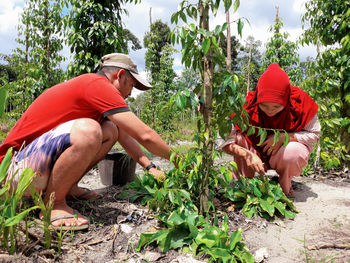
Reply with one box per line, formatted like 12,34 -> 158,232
232,134 -> 311,195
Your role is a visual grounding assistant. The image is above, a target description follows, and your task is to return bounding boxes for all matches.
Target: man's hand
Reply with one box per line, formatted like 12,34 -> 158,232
261,133 -> 285,156
148,167 -> 165,180
245,152 -> 265,175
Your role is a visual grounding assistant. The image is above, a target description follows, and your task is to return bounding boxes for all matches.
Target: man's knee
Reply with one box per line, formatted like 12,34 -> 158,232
101,120 -> 119,143
71,119 -> 103,149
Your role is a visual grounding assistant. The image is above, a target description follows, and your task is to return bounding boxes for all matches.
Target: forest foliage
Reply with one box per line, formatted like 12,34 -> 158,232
0,0 -> 349,260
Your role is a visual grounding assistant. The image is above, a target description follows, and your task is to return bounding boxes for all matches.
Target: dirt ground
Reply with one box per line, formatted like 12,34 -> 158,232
1,155 -> 350,263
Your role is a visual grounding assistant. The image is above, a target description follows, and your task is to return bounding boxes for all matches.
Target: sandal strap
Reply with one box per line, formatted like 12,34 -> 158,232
50,209 -> 79,223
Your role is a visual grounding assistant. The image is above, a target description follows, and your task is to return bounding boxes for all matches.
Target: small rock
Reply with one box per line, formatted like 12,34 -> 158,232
254,247 -> 269,263
171,255 -> 206,263
258,222 -> 267,229
143,251 -> 163,262
117,215 -> 127,224
275,220 -> 286,228
120,223 -> 133,234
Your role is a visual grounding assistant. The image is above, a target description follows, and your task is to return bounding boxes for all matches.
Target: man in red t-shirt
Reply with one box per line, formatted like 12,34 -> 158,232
0,53 -> 173,230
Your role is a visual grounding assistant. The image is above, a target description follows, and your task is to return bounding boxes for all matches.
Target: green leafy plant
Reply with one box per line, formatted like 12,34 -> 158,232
222,176 -> 297,220
0,148 -> 40,254
137,207 -> 254,263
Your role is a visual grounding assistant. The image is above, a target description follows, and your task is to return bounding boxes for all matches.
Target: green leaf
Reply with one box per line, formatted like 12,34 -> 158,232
202,38 -> 211,55
272,130 -> 280,146
259,199 -> 275,217
257,129 -> 267,146
233,0 -> 240,12
0,86 -> 8,117
237,18 -> 243,37
283,132 -> 289,147
176,94 -> 186,110
229,229 -> 243,250
5,206 -> 39,226
168,211 -> 185,226
0,148 -> 12,182
136,230 -> 168,251
246,126 -> 255,136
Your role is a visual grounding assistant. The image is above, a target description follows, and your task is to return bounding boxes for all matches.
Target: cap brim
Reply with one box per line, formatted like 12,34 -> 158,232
130,72 -> 152,91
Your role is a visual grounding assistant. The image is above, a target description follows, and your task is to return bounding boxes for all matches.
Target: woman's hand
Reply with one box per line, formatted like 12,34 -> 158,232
261,133 -> 285,156
223,143 -> 265,175
245,151 -> 265,175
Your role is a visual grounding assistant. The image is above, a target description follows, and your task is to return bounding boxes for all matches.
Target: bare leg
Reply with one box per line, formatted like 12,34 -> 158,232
67,120 -> 118,198
269,142 -> 310,195
44,119 -> 118,227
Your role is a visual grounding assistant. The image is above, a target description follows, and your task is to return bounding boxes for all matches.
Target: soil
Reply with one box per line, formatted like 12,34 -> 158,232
1,154 -> 350,263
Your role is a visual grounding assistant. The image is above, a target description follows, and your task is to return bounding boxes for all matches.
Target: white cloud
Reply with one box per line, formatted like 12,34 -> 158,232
0,0 -> 317,69
0,1 -> 23,34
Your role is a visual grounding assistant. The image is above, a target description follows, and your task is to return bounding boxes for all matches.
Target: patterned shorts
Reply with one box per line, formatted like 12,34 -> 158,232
7,120 -> 73,195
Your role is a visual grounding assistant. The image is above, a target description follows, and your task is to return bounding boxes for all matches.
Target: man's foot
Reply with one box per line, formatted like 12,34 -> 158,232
67,186 -> 101,200
49,205 -> 89,230
286,189 -> 295,197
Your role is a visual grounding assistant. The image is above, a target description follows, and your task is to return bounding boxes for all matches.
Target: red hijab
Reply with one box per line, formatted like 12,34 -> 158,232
236,63 -> 318,152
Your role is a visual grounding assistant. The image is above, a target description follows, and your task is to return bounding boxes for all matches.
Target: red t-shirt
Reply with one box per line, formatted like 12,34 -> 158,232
0,73 -> 129,162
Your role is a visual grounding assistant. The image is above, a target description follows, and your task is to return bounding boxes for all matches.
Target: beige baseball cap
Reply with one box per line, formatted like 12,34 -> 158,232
100,53 -> 152,91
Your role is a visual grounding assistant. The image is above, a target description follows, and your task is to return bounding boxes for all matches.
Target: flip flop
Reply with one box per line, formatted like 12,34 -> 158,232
67,187 -> 102,201
35,210 -> 89,231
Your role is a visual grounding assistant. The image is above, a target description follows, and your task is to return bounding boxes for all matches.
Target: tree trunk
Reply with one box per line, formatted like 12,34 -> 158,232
340,86 -> 350,165
226,10 -> 231,72
149,7 -> 152,29
246,44 -> 252,94
44,0 -> 50,89
199,2 -> 214,215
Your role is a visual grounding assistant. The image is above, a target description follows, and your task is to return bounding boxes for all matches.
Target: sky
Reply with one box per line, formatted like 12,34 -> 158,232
0,0 -> 316,96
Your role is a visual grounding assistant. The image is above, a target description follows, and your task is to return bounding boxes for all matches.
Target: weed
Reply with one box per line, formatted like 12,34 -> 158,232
0,148 -> 40,253
222,176 -> 297,220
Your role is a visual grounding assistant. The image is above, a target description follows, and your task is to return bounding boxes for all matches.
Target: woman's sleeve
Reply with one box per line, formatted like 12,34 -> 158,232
217,125 -> 239,150
294,114 -> 321,150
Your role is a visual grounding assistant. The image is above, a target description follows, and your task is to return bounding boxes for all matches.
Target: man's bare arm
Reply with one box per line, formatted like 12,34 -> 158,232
108,111 -> 171,160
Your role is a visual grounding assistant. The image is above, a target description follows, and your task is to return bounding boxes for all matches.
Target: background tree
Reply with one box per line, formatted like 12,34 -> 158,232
142,20 -> 176,132
237,36 -> 262,92
4,0 -> 65,118
262,6 -> 301,84
171,0 -> 243,213
66,0 -> 141,76
301,0 -> 350,167
143,20 -> 172,82
219,35 -> 240,72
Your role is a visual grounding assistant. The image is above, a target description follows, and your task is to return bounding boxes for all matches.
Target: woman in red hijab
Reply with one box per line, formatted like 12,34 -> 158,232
221,63 -> 320,196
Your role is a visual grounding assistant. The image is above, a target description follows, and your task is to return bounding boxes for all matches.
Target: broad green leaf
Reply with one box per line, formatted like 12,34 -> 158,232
229,229 -> 243,250
272,130 -> 280,146
0,86 -> 8,117
168,211 -> 185,225
0,148 -> 12,182
246,126 -> 255,136
259,199 -> 275,217
233,0 -> 240,12
284,210 -> 295,219
202,38 -> 211,55
167,228 -> 191,250
208,248 -> 232,262
274,201 -> 286,216
136,230 -> 168,251
176,94 -> 186,110
257,129 -> 267,146
237,18 -> 243,37
283,131 -> 289,147
5,206 -> 39,226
